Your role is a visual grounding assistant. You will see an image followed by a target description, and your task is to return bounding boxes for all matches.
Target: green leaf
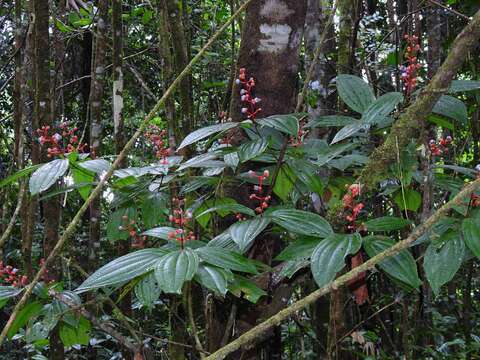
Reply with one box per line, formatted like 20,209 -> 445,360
142,193 -> 168,228
256,114 -> 300,136
461,218 -> 480,259
306,115 -> 358,128
178,122 -> 238,150
275,237 -> 321,261
8,302 -> 42,339
154,249 -> 199,294
393,188 -> 422,212
71,166 -> 94,200
194,265 -> 232,295
196,247 -> 258,273
364,217 -> 411,232
0,286 -> 23,300
364,236 -> 421,289
238,138 -> 268,162
77,159 -> 110,173
195,203 -> 255,218
0,164 -> 42,188
228,275 -> 267,303
29,159 -> 69,194
141,226 -> 177,240
177,153 -> 225,172
448,80 -> 480,93
59,317 -> 91,347
268,209 -> 333,238
76,248 -> 169,292
424,233 -> 465,295
331,122 -> 368,144
228,217 -> 271,252
134,273 -> 161,309
432,95 -> 468,125
273,165 -> 296,201
361,92 -> 403,125
311,233 -> 362,288
106,208 -> 136,242
336,74 -> 375,114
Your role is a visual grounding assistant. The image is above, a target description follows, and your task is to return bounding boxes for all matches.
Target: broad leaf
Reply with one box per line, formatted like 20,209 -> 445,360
432,95 -> 468,125
196,246 -> 257,273
142,226 -> 177,240
228,275 -> 267,303
238,138 -> 268,162
77,159 -> 110,174
307,115 -> 358,128
275,237 -> 321,261
195,203 -> 255,218
8,301 -> 42,339
228,217 -> 271,252
423,233 -> 465,295
448,80 -> 480,93
59,317 -> 91,347
364,236 -> 420,289
462,218 -> 480,259
76,248 -> 168,292
178,122 -> 238,150
311,233 -> 362,288
134,272 -> 161,308
336,74 -> 375,114
268,209 -> 332,238
0,286 -> 23,300
71,166 -> 94,200
273,165 -> 296,201
142,193 -> 168,228
0,164 -> 42,188
29,159 -> 69,194
194,265 -> 232,295
256,114 -> 300,136
364,217 -> 411,232
361,92 -> 403,125
154,249 -> 199,294
177,153 -> 225,171
331,122 -> 368,144
106,208 -> 136,242
393,188 -> 422,212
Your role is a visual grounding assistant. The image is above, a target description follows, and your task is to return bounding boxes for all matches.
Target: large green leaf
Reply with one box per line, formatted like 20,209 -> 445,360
307,115 -> 358,128
154,249 -> 199,294
256,114 -> 300,136
196,246 -> 257,273
336,74 -> 375,114
364,217 -> 411,232
71,166 -> 94,200
268,209 -> 332,238
273,165 -> 296,201
106,208 -> 136,242
59,317 -> 91,347
423,233 -> 465,295
142,193 -> 168,228
194,265 -> 232,295
311,233 -> 361,288
177,153 -> 225,172
228,275 -> 267,303
29,159 -> 69,194
448,80 -> 480,93
77,159 -> 110,174
331,122 -> 368,144
8,301 -> 43,339
76,248 -> 168,292
238,138 -> 269,162
361,92 -> 403,125
178,122 -> 238,150
462,218 -> 480,259
228,217 -> 271,252
275,237 -> 321,261
0,286 -> 23,300
142,226 -> 177,240
195,203 -> 255,219
393,188 -> 422,212
134,272 -> 161,309
364,236 -> 420,289
432,95 -> 468,125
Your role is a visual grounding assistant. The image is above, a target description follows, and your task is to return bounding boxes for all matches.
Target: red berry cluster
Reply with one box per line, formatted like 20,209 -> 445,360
145,125 -> 172,164
342,184 -> 364,232
289,123 -> 308,147
118,215 -> 147,249
0,262 -> 28,287
37,122 -> 88,158
400,34 -> 422,96
167,197 -> 195,249
248,170 -> 271,214
429,136 -> 452,157
236,68 -> 262,120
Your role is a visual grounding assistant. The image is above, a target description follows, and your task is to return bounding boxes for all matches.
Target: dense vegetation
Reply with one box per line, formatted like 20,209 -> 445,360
1,0 -> 480,359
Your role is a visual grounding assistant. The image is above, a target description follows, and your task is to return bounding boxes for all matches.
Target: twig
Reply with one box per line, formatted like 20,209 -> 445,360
0,0 -> 256,346
0,184 -> 25,253
187,284 -> 206,358
427,0 -> 470,21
